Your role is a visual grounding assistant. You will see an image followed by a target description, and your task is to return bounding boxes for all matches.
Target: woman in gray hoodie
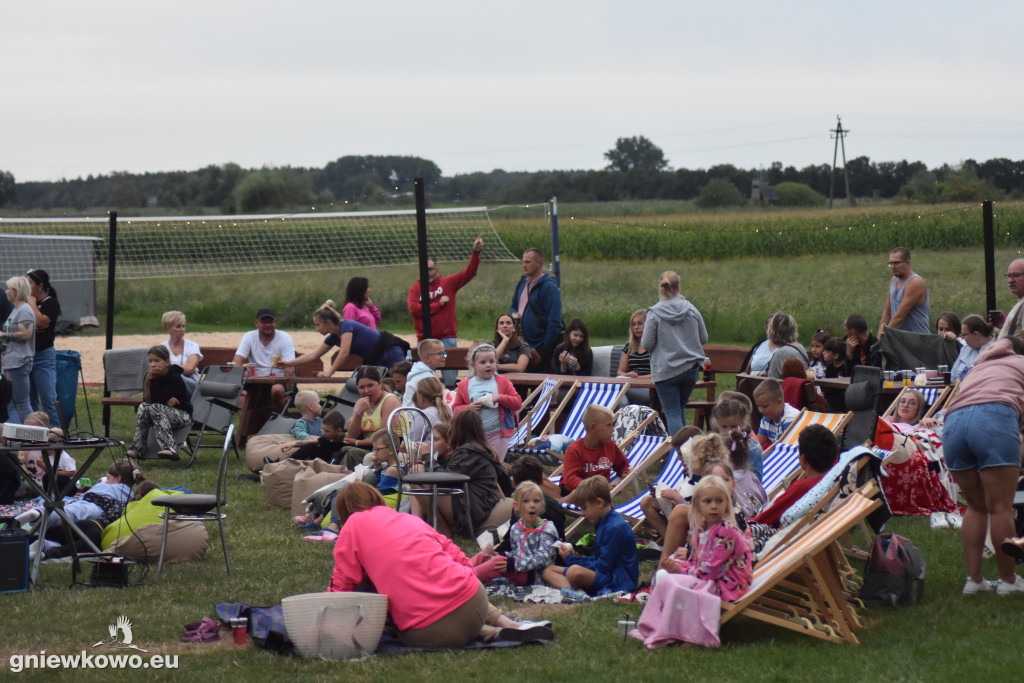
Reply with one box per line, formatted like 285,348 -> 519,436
640,271 -> 708,435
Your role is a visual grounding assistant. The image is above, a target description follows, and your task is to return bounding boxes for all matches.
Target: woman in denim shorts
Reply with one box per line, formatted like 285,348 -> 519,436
942,337 -> 1024,597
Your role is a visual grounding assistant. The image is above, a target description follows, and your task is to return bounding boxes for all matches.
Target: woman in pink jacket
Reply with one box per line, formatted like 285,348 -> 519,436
328,482 -> 553,648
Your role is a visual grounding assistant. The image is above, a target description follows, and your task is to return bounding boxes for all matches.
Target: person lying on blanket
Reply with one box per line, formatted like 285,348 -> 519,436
559,405 -> 630,505
745,424 -> 837,554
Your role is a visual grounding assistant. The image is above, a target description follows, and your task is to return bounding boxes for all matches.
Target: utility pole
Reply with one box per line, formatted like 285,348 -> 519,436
828,116 -> 854,209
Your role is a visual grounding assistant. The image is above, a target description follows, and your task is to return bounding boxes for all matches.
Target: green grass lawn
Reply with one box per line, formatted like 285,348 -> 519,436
2,388 -> 1020,682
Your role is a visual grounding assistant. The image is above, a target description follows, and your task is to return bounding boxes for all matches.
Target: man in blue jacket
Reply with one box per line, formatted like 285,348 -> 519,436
510,248 -> 562,373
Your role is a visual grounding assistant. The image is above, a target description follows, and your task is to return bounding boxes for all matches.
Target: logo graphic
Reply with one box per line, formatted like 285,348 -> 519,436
92,616 -> 148,653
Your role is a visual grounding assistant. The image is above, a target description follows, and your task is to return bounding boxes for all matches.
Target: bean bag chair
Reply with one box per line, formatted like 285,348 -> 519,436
101,488 -> 209,564
263,458 -> 306,508
245,434 -> 298,472
291,464 -> 348,517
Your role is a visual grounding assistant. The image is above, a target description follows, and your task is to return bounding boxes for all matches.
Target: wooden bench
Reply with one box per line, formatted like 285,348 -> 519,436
101,346 -> 324,411
691,344 -> 749,428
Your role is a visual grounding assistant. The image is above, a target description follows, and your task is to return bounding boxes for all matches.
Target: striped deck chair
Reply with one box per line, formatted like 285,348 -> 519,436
762,410 -> 852,498
563,435 -> 673,538
508,377 -> 563,449
508,380 -> 626,465
881,384 -> 953,420
720,486 -> 882,644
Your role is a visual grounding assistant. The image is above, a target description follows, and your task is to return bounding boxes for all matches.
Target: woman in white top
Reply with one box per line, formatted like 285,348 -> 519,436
160,310 -> 203,393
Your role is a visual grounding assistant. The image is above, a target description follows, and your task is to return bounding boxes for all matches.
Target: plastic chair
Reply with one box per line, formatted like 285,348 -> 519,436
388,407 -> 470,532
151,424 -> 234,576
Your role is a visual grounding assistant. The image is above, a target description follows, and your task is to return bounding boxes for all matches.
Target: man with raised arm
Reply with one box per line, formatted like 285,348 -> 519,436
878,246 -> 930,336
994,258 -> 1024,340
510,247 -> 562,374
407,234 -> 483,388
232,307 -> 295,413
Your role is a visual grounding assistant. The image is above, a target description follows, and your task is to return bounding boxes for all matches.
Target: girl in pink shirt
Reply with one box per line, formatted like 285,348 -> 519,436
342,277 -> 382,330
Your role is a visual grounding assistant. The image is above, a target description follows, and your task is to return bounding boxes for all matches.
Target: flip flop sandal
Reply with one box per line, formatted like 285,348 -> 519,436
183,617 -> 221,636
180,628 -> 220,643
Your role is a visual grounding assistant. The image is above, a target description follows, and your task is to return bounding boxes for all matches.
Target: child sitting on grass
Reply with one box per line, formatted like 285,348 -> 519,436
471,481 -> 562,585
754,379 -> 799,450
746,424 -> 838,553
304,429 -> 404,543
290,410 -> 346,463
279,390 -> 323,453
560,404 -> 630,504
509,455 -> 566,538
549,475 -> 639,601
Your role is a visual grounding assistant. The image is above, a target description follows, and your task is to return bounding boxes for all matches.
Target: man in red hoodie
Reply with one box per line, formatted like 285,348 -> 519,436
408,234 -> 483,387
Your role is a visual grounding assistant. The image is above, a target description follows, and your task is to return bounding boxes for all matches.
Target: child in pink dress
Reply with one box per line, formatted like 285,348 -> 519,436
633,475 -> 753,648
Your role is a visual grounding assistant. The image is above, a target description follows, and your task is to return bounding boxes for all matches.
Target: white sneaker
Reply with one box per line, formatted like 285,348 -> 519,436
516,620 -> 552,629
945,512 -> 963,529
930,512 -> 949,529
997,575 -> 1024,597
963,578 -> 992,595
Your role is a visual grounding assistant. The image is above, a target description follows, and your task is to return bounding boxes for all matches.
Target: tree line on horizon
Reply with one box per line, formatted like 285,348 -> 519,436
1,136 -> 1021,213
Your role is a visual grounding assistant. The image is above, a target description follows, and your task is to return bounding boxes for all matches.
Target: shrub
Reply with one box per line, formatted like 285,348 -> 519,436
774,182 -> 826,207
695,178 -> 745,208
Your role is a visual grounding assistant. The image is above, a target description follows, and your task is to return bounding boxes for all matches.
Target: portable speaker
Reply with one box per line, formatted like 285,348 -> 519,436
0,537 -> 30,593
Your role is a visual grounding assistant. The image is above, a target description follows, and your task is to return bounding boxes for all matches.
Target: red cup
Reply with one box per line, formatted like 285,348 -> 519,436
230,617 -> 247,645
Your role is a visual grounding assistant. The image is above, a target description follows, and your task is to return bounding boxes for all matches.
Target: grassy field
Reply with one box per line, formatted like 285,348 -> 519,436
3,389 -> 1021,681
74,201 -> 1022,343
104,244 -> 1023,347
5,200 -> 1024,680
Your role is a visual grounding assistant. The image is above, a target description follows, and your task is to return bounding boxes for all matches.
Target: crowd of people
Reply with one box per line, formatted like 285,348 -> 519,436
7,242 -> 1024,649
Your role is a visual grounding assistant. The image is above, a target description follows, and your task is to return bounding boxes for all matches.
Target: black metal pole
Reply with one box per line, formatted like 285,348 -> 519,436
983,200 -> 996,314
414,178 -> 431,340
102,212 -> 117,437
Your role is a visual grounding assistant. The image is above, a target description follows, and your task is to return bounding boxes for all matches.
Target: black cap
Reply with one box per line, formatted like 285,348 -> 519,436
256,307 -> 277,321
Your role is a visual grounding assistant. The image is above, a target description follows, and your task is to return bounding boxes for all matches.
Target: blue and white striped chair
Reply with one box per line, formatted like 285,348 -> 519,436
507,380 -> 627,465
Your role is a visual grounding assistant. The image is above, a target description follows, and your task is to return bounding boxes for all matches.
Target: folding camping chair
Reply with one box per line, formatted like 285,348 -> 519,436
761,409 -> 852,498
186,364 -> 246,468
720,486 -> 882,644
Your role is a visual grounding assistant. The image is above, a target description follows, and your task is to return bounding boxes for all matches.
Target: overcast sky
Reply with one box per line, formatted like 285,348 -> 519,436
4,1 -> 1023,183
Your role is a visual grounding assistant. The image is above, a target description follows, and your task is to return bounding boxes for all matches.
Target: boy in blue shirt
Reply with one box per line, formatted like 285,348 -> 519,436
279,390 -> 323,453
555,475 -> 638,599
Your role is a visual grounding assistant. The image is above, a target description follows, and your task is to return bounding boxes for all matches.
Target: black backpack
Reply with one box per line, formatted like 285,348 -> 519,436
858,532 -> 925,607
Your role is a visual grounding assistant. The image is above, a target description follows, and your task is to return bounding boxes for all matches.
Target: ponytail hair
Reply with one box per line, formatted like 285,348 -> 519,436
314,299 -> 341,326
658,271 -> 681,300
26,269 -> 58,303
725,429 -> 751,471
108,460 -> 145,488
416,376 -> 451,422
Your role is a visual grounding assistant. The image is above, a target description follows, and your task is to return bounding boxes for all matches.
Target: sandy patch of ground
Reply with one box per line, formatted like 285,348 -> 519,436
56,331 -> 434,385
